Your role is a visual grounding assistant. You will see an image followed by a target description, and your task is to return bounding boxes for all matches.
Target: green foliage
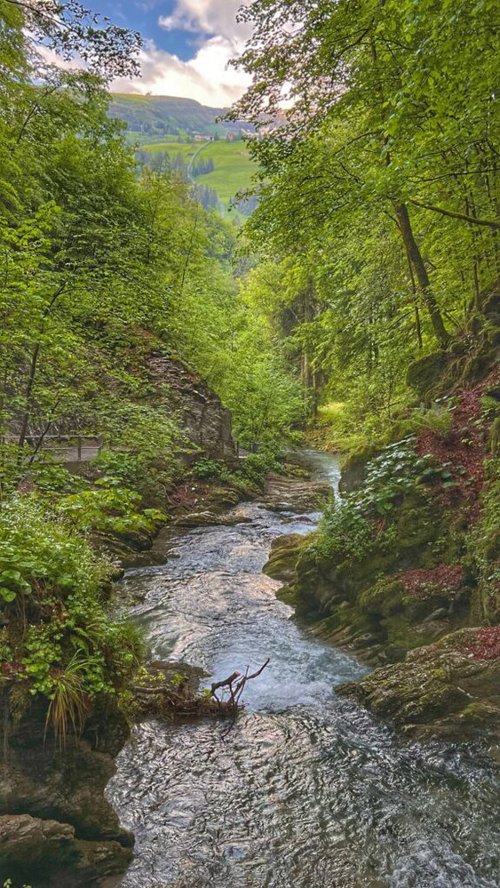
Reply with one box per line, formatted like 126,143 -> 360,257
0,497 -> 105,604
55,482 -> 165,536
469,460 -> 500,623
0,0 -> 308,759
0,3 -> 301,472
393,407 -> 453,439
315,498 -> 374,561
3,880 -> 32,888
357,441 -> 437,515
235,452 -> 281,486
315,439 -> 451,557
230,0 -> 499,446
30,457 -> 85,495
0,497 -> 142,737
191,458 -> 225,481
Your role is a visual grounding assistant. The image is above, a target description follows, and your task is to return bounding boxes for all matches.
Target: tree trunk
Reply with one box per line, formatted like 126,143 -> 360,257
17,342 -> 41,451
301,282 -> 315,397
394,203 -> 449,348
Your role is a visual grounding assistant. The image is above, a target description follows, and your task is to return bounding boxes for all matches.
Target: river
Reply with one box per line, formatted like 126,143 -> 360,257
107,452 -> 499,888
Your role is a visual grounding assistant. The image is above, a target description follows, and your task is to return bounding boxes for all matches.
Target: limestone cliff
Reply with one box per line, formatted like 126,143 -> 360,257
147,353 -> 236,460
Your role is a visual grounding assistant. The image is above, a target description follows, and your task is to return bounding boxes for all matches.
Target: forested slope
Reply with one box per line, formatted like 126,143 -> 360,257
108,93 -> 249,140
0,3 -> 302,883
229,0 -> 499,449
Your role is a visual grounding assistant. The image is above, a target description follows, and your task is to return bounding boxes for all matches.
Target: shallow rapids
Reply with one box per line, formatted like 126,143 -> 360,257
108,454 -> 499,888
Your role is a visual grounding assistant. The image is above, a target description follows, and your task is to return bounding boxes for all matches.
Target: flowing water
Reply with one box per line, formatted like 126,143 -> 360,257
108,453 -> 499,888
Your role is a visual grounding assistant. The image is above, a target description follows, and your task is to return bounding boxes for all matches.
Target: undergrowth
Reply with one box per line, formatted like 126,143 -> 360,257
0,497 -> 143,741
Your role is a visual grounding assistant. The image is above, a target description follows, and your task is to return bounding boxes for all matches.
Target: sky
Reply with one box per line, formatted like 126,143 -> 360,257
99,0 -> 252,107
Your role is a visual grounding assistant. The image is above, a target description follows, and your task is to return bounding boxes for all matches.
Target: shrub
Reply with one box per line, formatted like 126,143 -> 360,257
394,405 -> 453,438
315,499 -> 373,560
95,403 -> 187,501
0,497 -> 142,739
191,458 -> 224,480
235,451 -> 280,486
55,482 -> 166,535
314,438 -> 453,559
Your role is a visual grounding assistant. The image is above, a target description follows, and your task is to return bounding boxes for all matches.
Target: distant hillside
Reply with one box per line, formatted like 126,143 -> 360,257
108,95 -> 258,218
109,93 -> 253,141
136,140 -> 258,217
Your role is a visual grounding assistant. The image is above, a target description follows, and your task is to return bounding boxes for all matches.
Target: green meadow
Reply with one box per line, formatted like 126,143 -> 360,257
139,140 -> 257,209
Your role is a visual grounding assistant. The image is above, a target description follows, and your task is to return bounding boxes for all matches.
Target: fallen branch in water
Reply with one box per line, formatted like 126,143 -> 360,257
210,659 -> 270,711
132,659 -> 271,721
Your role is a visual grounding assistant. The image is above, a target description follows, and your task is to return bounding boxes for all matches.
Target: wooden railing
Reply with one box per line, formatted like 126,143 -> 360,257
23,433 -> 103,462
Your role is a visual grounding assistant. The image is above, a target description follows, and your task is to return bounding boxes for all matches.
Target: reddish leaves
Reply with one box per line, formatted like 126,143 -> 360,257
399,564 -> 464,599
464,626 -> 500,661
416,371 -> 500,515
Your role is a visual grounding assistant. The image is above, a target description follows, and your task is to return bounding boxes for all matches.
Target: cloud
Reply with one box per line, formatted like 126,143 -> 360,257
158,0 -> 251,43
112,2 -> 252,106
112,35 -> 250,106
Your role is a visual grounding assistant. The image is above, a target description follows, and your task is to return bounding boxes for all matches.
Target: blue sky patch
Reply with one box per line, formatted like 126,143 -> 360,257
97,1 -> 208,62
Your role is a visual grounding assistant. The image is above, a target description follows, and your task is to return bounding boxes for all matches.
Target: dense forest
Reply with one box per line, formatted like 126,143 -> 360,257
229,0 -> 500,447
0,1 -> 499,886
0,0 -> 303,739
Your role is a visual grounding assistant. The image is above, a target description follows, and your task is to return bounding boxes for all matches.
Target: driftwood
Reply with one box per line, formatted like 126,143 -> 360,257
133,659 -> 270,721
210,659 -> 270,710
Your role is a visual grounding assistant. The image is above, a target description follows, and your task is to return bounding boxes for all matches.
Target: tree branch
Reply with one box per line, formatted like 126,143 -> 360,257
409,199 -> 500,230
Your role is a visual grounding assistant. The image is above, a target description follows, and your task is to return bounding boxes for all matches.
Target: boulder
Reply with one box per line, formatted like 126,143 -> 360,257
0,693 -> 133,887
338,628 -> 500,745
0,814 -> 132,887
260,476 -> 333,513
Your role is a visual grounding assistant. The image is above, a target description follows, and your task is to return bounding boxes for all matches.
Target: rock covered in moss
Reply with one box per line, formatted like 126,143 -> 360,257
263,534 -> 306,583
290,485 -> 470,660
174,508 -> 251,527
338,628 -> 500,744
407,350 -> 451,399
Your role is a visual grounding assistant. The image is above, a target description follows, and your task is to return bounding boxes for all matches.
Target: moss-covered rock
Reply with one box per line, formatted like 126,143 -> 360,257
339,445 -> 378,494
338,628 -> 500,745
204,485 -> 242,510
291,483 -> 468,660
260,476 -> 333,512
489,417 -> 500,457
263,534 -> 306,582
267,364 -> 500,744
406,284 -> 499,401
468,459 -> 500,624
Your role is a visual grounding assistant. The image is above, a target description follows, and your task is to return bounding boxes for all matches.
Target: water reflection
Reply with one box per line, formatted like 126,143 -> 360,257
108,453 -> 499,888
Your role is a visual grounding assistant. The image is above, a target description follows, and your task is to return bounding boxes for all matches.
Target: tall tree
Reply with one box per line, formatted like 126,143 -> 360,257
231,0 -> 499,347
